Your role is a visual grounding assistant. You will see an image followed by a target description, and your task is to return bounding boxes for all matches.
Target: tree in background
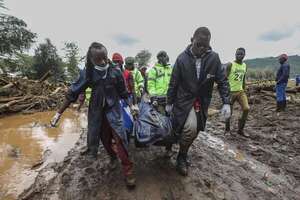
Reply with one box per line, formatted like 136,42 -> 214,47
246,69 -> 258,80
63,42 -> 80,82
0,0 -> 6,10
0,15 -> 36,56
245,55 -> 300,78
135,50 -> 152,68
247,68 -> 276,80
0,53 -> 34,77
0,0 -> 36,73
263,69 -> 275,80
32,39 -> 64,82
14,53 -> 35,78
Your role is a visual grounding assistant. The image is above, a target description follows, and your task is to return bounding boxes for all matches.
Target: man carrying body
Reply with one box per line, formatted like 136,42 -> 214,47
147,51 -> 173,156
50,43 -> 137,187
148,51 -> 172,111
166,27 -> 231,176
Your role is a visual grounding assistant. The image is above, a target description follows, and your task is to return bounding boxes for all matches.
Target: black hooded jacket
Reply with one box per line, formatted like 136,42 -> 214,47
167,45 -> 230,133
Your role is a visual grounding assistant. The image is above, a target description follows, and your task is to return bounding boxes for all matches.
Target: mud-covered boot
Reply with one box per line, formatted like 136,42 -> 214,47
109,156 -> 118,171
276,101 -> 282,112
125,173 -> 136,188
164,144 -> 173,158
84,147 -> 97,160
176,153 -> 188,176
282,100 -> 286,111
225,119 -> 231,133
237,119 -> 249,137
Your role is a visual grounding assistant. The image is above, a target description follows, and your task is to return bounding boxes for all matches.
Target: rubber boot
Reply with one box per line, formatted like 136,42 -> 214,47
176,152 -> 188,176
282,100 -> 286,111
237,119 -> 249,137
86,147 -> 98,160
109,156 -> 118,171
125,170 -> 136,188
165,143 -> 173,158
225,119 -> 230,132
276,101 -> 282,112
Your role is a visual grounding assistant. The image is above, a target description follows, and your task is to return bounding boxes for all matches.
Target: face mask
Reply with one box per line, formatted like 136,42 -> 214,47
94,63 -> 109,71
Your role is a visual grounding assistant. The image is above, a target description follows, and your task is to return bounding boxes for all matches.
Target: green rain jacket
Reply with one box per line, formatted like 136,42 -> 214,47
147,63 -> 172,96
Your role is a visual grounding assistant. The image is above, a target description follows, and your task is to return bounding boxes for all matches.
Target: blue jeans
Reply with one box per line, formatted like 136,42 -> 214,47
276,83 -> 287,102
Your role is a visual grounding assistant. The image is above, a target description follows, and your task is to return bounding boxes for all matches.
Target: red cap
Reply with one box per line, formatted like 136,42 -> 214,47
279,54 -> 288,60
112,53 -> 124,64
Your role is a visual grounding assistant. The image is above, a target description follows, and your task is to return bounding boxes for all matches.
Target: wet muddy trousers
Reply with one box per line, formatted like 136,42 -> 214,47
89,116 -> 133,177
179,107 -> 199,154
225,91 -> 250,131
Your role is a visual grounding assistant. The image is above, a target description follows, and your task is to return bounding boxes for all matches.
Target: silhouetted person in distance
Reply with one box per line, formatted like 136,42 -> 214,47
275,54 -> 290,111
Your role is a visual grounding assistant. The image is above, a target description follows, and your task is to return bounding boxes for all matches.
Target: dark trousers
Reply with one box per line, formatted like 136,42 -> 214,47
276,83 -> 287,102
100,116 -> 133,176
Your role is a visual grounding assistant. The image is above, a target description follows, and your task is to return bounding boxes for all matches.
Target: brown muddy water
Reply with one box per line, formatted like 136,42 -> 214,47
0,110 -> 87,200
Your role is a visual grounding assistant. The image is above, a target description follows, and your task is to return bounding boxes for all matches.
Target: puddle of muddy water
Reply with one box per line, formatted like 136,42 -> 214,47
0,109 -> 87,200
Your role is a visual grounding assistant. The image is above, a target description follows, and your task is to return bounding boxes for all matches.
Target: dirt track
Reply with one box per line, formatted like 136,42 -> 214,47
19,89 -> 300,200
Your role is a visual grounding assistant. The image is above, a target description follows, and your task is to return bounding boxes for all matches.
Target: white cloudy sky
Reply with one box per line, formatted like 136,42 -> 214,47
5,0 -> 300,64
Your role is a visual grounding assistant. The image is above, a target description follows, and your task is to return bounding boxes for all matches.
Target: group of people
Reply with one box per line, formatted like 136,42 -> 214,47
49,26 -> 291,188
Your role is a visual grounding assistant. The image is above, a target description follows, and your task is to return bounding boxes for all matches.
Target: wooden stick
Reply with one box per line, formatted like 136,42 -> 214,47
0,96 -> 24,103
39,70 -> 52,83
0,96 -> 32,110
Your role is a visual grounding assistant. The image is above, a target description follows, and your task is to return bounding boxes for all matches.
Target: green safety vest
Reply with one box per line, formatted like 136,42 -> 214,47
147,63 -> 172,96
228,61 -> 247,92
133,68 -> 144,97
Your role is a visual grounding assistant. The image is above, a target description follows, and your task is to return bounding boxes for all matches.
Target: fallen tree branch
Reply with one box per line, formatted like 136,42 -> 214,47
0,77 -> 10,85
1,82 -> 14,90
39,71 -> 52,83
0,96 -> 24,103
0,96 -> 32,112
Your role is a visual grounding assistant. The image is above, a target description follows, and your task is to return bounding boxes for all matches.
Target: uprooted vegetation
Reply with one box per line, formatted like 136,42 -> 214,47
0,73 -> 67,116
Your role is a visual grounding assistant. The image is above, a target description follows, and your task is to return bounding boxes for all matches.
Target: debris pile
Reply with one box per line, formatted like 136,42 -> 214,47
0,72 -> 67,116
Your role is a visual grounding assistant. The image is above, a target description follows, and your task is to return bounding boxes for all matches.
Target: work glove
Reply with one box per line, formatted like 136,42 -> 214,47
220,104 -> 231,120
50,112 -> 62,127
139,88 -> 144,96
130,104 -> 139,117
152,100 -> 158,107
165,104 -> 173,115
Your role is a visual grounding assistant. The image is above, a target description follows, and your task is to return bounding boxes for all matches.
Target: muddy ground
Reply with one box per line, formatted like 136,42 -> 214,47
19,89 -> 300,200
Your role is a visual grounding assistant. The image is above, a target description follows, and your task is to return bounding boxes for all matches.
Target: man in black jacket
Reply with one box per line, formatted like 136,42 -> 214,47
166,27 -> 231,176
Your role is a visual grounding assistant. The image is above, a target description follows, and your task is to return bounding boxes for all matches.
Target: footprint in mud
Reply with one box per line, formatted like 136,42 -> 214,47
268,155 -> 283,168
78,176 -> 89,188
61,172 -> 72,185
250,149 -> 276,164
250,148 -> 270,158
75,156 -> 94,169
85,167 -> 96,174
